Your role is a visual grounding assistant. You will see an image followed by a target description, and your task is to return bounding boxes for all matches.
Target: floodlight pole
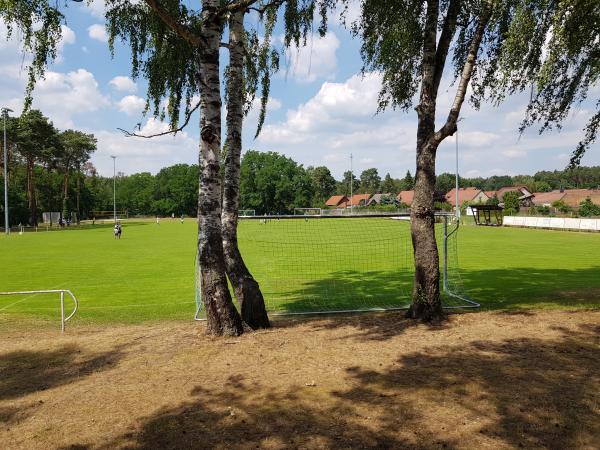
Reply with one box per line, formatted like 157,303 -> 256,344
350,153 -> 353,215
2,107 -> 12,235
111,155 -> 117,223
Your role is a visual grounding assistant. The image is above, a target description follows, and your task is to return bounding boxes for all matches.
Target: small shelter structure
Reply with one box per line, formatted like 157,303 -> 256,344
470,204 -> 503,226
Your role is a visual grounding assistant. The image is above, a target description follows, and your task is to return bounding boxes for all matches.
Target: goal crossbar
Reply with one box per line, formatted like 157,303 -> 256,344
0,289 -> 79,331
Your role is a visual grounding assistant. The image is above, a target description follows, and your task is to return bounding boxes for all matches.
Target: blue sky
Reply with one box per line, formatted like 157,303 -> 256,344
1,0 -> 598,179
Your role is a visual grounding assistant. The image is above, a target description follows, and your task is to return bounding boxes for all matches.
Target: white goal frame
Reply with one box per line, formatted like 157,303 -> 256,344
239,209 -> 256,217
0,289 -> 79,331
294,208 -> 322,216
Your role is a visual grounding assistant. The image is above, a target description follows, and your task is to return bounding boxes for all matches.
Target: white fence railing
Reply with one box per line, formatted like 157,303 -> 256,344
0,289 -> 79,331
504,216 -> 600,232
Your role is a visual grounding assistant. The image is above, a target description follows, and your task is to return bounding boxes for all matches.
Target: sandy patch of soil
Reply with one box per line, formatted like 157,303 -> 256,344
1,310 -> 599,449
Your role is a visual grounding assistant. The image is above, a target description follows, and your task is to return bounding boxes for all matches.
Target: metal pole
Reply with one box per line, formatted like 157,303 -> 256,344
111,155 -> 116,223
455,129 -> 459,222
2,108 -> 12,235
350,153 -> 353,215
443,215 -> 448,292
60,291 -> 65,332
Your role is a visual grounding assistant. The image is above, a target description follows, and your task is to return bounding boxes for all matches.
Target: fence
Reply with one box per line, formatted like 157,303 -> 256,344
503,216 -> 600,232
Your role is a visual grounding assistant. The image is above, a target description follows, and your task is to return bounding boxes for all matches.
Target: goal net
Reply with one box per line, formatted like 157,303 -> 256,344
294,208 -> 322,216
91,210 -> 129,221
239,209 -> 256,217
42,212 -> 61,225
195,214 -> 476,317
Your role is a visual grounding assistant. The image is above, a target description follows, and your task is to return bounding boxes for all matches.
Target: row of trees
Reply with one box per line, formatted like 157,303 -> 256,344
4,0 -> 599,329
7,142 -> 597,220
0,110 -> 96,227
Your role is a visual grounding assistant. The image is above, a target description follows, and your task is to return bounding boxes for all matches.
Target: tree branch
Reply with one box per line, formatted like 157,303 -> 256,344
225,0 -> 287,14
434,2 -> 493,142
432,0 -> 461,98
117,102 -> 201,139
247,0 -> 286,14
143,0 -> 203,47
416,0 -> 440,118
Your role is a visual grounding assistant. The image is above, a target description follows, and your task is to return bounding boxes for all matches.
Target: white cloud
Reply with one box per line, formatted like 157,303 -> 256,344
323,153 -> 348,163
282,32 -> 340,83
457,131 -> 499,147
88,24 -> 108,42
60,25 -> 76,46
502,148 -> 528,158
0,67 -> 110,128
254,72 -> 419,176
109,76 -> 137,93
29,69 -> 109,127
117,95 -> 146,116
78,0 -> 107,19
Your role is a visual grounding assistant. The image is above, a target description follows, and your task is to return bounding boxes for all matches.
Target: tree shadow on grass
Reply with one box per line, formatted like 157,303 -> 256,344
101,376 -> 423,450
458,266 -> 600,309
259,266 -> 600,341
336,323 -> 600,449
262,269 -> 414,315
94,322 -> 599,449
0,344 -> 124,401
273,310 -> 451,343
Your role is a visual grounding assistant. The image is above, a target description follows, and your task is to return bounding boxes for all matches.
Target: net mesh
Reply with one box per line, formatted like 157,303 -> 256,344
195,215 -> 476,317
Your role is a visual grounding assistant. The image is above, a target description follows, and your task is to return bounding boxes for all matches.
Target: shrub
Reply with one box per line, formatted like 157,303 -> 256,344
579,198 -> 600,217
502,191 -> 520,216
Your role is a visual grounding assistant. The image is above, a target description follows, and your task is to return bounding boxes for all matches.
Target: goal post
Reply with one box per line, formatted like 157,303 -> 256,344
294,208 -> 322,216
239,209 -> 256,217
195,212 -> 477,318
90,210 -> 129,222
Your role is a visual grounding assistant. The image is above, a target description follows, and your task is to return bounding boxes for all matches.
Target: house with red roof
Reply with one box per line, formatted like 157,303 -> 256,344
495,186 -> 534,206
561,189 -> 600,209
325,195 -> 349,209
397,190 -> 415,206
348,194 -> 371,207
531,191 -> 566,207
445,188 -> 489,207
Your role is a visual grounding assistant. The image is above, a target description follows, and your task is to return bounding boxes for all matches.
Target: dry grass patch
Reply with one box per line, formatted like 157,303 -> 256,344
1,310 -> 599,449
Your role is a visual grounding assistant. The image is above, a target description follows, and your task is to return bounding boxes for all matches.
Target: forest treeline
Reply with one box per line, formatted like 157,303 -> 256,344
3,135 -> 600,222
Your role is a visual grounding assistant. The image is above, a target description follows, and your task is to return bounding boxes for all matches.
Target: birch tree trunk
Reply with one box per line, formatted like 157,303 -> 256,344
222,10 -> 270,329
407,0 -> 491,321
196,1 -> 243,336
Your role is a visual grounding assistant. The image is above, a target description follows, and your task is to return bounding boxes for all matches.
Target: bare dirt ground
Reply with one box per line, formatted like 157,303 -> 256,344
1,310 -> 599,450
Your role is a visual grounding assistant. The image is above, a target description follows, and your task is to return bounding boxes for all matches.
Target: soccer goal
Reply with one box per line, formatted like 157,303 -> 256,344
91,210 -> 129,222
239,209 -> 256,217
195,213 -> 477,318
294,208 -> 322,216
42,211 -> 61,225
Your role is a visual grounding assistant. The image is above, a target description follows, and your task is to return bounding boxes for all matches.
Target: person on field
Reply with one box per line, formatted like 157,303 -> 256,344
180,214 -> 184,224
156,216 -> 160,225
114,223 -> 122,239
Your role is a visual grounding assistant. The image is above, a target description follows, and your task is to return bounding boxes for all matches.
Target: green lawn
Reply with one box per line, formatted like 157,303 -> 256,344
0,218 -> 598,326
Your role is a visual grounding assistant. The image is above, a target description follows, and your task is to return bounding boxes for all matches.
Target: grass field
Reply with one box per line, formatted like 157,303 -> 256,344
0,218 -> 599,326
